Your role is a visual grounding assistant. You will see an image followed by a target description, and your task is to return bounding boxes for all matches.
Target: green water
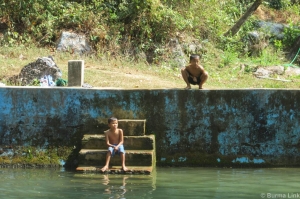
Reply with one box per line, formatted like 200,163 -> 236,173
0,167 -> 299,199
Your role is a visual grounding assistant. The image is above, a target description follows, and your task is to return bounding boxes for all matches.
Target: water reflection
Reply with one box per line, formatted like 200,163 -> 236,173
101,172 -> 156,199
72,170 -> 156,199
102,175 -> 127,198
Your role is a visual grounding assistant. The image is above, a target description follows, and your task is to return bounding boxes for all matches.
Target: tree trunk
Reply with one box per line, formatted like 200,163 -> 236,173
289,36 -> 300,61
224,0 -> 263,37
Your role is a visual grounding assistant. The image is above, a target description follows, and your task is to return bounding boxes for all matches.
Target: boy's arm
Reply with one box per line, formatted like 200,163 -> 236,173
104,131 -> 113,147
116,129 -> 124,148
199,65 -> 206,74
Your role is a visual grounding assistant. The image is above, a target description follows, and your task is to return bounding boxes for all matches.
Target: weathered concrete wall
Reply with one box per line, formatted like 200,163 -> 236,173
0,87 -> 300,167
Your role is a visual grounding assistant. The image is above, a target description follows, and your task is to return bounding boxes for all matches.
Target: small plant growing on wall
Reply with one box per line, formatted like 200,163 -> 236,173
55,78 -> 68,86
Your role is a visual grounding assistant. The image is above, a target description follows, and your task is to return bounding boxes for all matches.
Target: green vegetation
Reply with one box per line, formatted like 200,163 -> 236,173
0,146 -> 73,167
0,0 -> 300,89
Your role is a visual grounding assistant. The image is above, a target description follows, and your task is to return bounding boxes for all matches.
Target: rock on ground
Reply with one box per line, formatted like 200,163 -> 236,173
56,31 -> 92,55
10,56 -> 62,86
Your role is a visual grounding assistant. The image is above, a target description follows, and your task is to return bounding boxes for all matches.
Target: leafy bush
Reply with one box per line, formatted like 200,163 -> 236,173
282,21 -> 300,49
0,0 -> 299,66
265,0 -> 291,9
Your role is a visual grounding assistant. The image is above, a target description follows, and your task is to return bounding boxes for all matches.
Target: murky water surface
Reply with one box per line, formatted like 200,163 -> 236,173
1,167 -> 299,199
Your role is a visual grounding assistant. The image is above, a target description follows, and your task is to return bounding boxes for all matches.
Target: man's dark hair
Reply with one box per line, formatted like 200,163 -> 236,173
190,54 -> 200,62
108,117 -> 118,124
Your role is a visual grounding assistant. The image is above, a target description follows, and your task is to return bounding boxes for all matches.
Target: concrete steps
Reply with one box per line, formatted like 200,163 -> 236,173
76,119 -> 156,174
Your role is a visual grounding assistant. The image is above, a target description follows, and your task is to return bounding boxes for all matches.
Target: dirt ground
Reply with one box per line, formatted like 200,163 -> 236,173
83,64 -> 188,89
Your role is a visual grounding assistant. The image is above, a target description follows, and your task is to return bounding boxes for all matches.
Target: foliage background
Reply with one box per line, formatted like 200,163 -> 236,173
1,1 -> 298,52
0,0 -> 300,88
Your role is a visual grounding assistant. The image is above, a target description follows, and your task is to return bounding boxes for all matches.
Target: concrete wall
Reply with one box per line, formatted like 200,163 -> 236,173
0,87 -> 300,167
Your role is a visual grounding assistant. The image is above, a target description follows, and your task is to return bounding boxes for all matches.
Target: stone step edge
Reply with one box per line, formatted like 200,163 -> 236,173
118,119 -> 146,122
94,119 -> 146,136
79,149 -> 154,154
76,166 -> 153,174
82,134 -> 155,140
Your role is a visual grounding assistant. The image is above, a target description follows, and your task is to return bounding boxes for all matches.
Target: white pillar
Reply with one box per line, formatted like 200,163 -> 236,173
68,60 -> 84,87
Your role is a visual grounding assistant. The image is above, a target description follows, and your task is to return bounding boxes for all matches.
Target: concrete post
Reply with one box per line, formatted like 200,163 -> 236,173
68,60 -> 84,87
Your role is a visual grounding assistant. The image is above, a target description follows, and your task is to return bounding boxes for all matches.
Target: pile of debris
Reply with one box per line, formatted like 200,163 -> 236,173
9,56 -> 63,86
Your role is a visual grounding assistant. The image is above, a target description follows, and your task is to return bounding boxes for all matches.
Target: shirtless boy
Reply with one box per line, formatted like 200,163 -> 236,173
181,54 -> 208,89
100,117 -> 128,172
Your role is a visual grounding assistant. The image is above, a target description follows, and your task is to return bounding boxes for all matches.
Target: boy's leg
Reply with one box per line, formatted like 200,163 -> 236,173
101,151 -> 111,172
199,71 -> 209,89
181,68 -> 191,89
120,152 -> 128,171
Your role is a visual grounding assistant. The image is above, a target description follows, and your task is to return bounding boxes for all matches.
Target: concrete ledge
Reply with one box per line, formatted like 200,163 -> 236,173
76,166 -> 153,174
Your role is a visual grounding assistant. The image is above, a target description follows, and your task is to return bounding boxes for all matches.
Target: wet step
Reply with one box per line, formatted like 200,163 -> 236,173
76,166 -> 153,174
82,135 -> 155,150
78,149 -> 155,166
